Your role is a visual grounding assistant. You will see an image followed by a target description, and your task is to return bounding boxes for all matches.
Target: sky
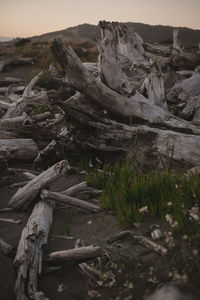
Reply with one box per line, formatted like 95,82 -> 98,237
1,0 -> 200,37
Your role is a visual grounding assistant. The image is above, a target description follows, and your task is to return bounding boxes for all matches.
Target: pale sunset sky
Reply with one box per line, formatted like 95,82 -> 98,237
1,0 -> 200,37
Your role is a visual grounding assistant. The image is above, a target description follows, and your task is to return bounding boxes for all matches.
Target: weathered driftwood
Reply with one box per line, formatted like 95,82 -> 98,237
107,231 -> 168,257
0,217 -> 21,224
9,160 -> 69,210
61,181 -> 102,197
75,239 -> 103,286
22,171 -> 37,180
51,39 -> 200,135
41,189 -> 102,213
31,111 -> 51,122
45,245 -> 104,263
10,181 -> 29,188
14,200 -> 53,300
0,237 -> 14,256
0,86 -> 25,95
0,139 -> 38,161
0,207 -> 14,213
0,100 -> 12,109
0,113 -> 27,126
0,57 -> 33,73
173,28 -> 182,52
58,93 -> 200,167
2,71 -> 43,119
0,77 -> 23,86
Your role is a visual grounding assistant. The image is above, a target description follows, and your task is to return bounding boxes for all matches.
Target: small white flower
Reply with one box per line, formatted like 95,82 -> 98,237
87,220 -> 92,225
139,206 -> 148,214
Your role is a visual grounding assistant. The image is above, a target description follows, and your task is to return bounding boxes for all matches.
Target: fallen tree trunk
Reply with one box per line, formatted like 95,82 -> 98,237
41,189 -> 102,213
14,200 -> 53,300
0,77 -> 23,86
9,160 -> 69,210
0,138 -> 38,161
51,39 -> 199,135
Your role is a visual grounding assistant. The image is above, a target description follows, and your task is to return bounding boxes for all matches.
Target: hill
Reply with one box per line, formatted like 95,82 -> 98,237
32,22 -> 200,45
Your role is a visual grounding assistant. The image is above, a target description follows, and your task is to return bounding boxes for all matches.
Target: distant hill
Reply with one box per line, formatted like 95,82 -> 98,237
0,36 -> 15,42
32,22 -> 200,45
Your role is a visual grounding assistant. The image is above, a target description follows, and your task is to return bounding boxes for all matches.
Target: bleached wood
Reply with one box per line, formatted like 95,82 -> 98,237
0,217 -> 21,224
51,39 -> 200,135
0,139 -> 38,161
9,160 -> 69,210
0,113 -> 27,126
22,172 -> 37,180
46,246 -> 104,263
61,181 -> 102,196
41,189 -> 102,213
14,200 -> 53,300
2,71 -> 43,119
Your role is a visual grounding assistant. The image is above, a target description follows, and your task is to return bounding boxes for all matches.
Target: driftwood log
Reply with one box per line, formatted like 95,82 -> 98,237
41,189 -> 102,213
9,160 -> 69,210
0,138 -> 38,161
14,200 -> 53,300
45,245 -> 104,263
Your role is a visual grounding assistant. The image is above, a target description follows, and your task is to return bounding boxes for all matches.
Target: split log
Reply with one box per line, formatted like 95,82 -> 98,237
51,39 -> 200,135
41,189 -> 102,213
0,237 -> 14,256
14,200 -> 53,300
2,71 -> 43,119
45,245 -> 104,263
0,139 -> 38,161
9,160 -> 69,210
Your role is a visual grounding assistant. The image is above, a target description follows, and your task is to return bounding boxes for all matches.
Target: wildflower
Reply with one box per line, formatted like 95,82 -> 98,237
57,284 -> 64,292
139,206 -> 148,214
193,249 -> 198,256
87,220 -> 92,225
151,228 -> 163,240
167,201 -> 172,207
182,235 -> 188,240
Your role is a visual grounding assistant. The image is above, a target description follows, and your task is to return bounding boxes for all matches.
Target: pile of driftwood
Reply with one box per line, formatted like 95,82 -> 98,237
0,21 -> 200,299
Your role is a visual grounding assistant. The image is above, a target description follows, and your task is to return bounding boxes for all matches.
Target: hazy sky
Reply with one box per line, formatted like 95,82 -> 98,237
1,0 -> 200,37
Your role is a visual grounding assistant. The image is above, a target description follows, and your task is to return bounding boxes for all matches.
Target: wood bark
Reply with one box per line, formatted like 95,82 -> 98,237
41,189 -> 102,213
14,200 -> 53,300
9,160 -> 69,210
